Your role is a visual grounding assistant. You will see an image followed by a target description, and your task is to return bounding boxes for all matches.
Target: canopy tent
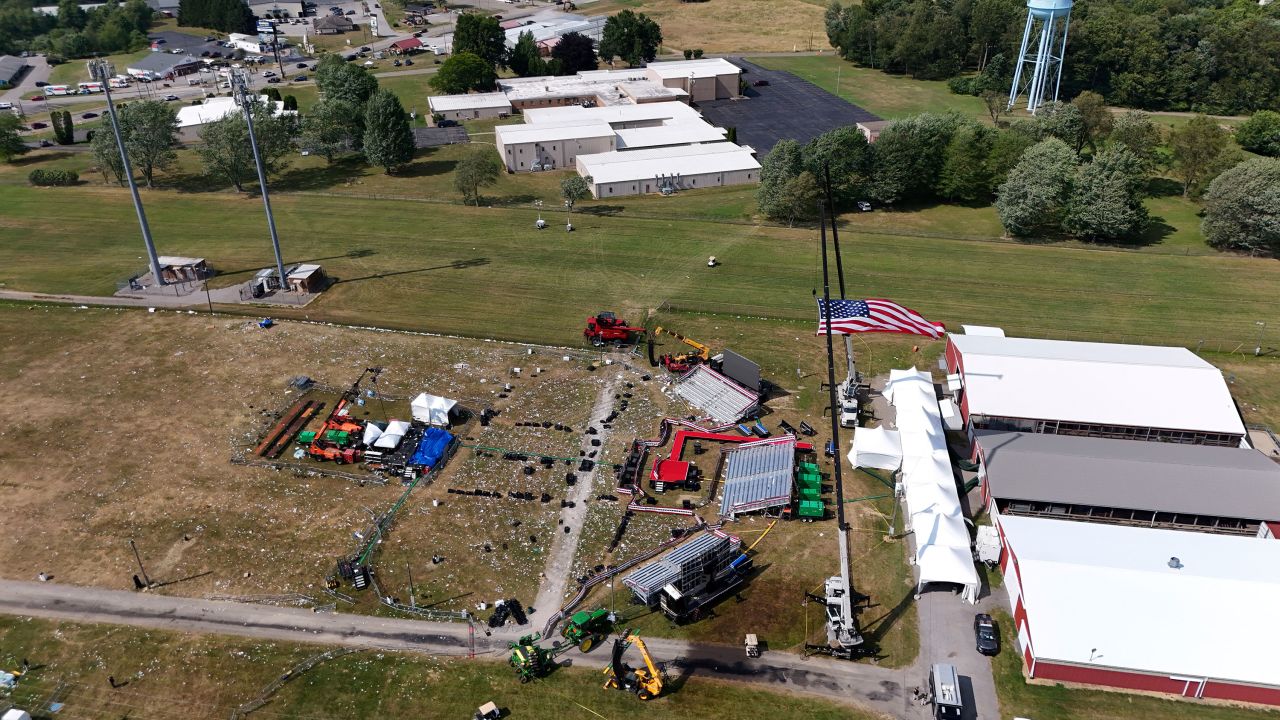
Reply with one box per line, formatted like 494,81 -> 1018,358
411,393 -> 458,426
374,420 -> 411,449
888,366 -> 980,603
362,422 -> 384,446
848,426 -> 902,471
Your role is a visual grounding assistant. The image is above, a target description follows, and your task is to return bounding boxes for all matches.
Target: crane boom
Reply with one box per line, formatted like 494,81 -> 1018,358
653,326 -> 711,360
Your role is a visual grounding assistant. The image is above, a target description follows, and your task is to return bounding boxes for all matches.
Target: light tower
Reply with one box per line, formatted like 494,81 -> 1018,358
1007,0 -> 1073,114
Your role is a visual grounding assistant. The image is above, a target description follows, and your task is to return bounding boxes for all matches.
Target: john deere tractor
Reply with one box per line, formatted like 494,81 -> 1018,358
508,632 -> 574,683
561,607 -> 613,652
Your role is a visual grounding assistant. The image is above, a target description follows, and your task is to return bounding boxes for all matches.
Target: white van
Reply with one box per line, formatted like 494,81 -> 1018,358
929,663 -> 964,719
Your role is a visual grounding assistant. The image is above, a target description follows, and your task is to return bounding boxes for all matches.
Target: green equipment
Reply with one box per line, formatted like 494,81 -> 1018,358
507,632 -> 575,683
798,499 -> 826,520
561,608 -> 613,651
323,429 -> 352,445
296,430 -> 318,444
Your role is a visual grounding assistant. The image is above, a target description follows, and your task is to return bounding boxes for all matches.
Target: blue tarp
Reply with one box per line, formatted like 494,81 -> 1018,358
410,427 -> 453,468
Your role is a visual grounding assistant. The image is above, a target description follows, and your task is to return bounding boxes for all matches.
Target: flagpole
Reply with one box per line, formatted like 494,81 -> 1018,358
823,163 -> 858,391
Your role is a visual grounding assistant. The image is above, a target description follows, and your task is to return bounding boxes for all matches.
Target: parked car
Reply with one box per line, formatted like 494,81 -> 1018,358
403,58 -> 414,65
393,59 -> 402,66
413,31 -> 423,37
974,614 -> 999,656
35,80 -> 49,87
204,35 -> 216,41
164,94 -> 179,101
30,121 -> 47,128
263,70 -> 276,77
297,62 -> 308,68
437,119 -> 458,127
856,200 -> 872,212
346,8 -> 355,13
39,139 -> 53,147
81,111 -> 98,119
360,45 -> 371,52
752,79 -> 769,87
29,95 -> 44,101
294,74 -> 308,81
266,77 -> 282,83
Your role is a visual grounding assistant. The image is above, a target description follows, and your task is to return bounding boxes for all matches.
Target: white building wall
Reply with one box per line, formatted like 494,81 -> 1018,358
501,135 -> 615,172
589,166 -> 758,198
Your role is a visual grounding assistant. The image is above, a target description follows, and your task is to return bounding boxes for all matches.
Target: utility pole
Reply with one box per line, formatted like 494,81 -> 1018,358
90,59 -> 166,287
128,538 -> 152,588
1255,321 -> 1266,357
406,562 -> 416,608
231,69 -> 289,291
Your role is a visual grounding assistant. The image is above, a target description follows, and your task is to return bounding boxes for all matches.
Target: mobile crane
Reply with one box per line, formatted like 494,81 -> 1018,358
603,631 -> 664,700
647,326 -> 713,374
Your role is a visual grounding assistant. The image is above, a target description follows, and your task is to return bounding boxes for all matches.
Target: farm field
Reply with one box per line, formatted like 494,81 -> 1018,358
584,0 -> 827,53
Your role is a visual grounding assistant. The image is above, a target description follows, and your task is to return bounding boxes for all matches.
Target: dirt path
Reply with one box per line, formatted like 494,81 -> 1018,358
531,368 -> 623,623
0,580 -> 919,717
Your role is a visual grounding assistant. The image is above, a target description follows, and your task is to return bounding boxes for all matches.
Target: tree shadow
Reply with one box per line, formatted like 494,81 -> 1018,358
1145,177 -> 1183,197
394,158 -> 457,178
577,204 -> 626,217
497,193 -> 539,205
167,170 -> 234,194
12,151 -> 77,166
275,157 -> 370,191
1134,216 -> 1176,247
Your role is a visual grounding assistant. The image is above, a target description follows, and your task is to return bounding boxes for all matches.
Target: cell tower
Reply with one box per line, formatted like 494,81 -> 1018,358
1007,0 -> 1073,114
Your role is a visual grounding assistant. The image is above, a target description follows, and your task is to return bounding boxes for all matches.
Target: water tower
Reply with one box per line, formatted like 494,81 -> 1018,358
1007,0 -> 1073,114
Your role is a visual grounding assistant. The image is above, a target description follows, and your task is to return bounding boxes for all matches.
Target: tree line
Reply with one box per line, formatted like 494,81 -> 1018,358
0,0 -> 153,61
825,0 -> 1280,114
430,10 -> 661,94
758,95 -> 1278,252
177,0 -> 254,35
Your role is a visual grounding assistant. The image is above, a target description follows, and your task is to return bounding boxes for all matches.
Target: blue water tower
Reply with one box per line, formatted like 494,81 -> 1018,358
1007,0 -> 1073,114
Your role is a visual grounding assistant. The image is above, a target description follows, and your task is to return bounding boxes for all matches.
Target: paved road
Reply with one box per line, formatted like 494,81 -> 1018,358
0,580 -> 922,718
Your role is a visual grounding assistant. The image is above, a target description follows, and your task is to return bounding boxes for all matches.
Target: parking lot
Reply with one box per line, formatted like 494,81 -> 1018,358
698,57 -> 881,155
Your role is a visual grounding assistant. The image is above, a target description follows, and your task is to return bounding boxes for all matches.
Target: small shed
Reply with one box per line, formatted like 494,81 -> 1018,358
286,263 -> 327,293
156,255 -> 209,283
856,120 -> 891,143
390,37 -> 423,54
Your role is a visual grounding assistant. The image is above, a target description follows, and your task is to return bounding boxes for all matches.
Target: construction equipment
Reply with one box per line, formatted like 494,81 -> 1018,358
745,633 -> 760,657
561,607 -> 613,651
507,632 -> 574,683
647,326 -> 712,374
308,442 -> 362,464
603,631 -> 663,700
583,312 -> 644,347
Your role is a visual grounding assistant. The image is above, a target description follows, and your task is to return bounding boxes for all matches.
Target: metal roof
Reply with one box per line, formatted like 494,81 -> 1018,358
128,52 -> 201,74
577,142 -> 760,186
0,55 -> 26,84
615,122 -> 726,149
948,334 -> 1246,437
622,532 -> 730,603
672,364 -> 757,424
427,92 -> 511,113
644,58 -> 740,79
975,430 -> 1280,520
720,436 -> 795,518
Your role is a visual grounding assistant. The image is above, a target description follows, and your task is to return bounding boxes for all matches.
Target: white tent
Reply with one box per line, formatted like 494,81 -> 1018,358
905,481 -> 961,520
915,545 -> 980,603
374,420 -> 411,449
411,393 -> 458,426
362,422 -> 384,446
912,509 -> 970,548
848,426 -> 902,471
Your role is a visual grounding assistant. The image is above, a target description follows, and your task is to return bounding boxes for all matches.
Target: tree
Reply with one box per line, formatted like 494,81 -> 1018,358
453,146 -> 502,205
756,138 -> 804,221
453,13 -> 506,68
196,100 -> 295,191
0,115 -> 28,163
552,32 -> 597,76
981,89 -> 1005,126
509,30 -> 544,78
802,126 -> 871,202
1109,110 -> 1161,171
430,52 -> 497,94
51,109 -> 73,145
1169,114 -> 1236,197
315,55 -> 379,105
282,95 -> 298,111
89,123 -> 125,183
178,0 -> 252,33
938,124 -> 996,202
1070,90 -> 1112,153
263,87 -> 283,102
1201,158 -> 1280,256
775,171 -> 821,227
683,48 -> 692,60
1062,147 -> 1149,241
986,128 -> 1035,187
363,89 -> 415,174
869,112 -> 964,204
1235,111 -> 1280,158
561,174 -> 592,223
994,137 -> 1076,236
119,100 -> 179,188
599,10 -> 662,67
1035,101 -> 1086,154
301,98 -> 363,163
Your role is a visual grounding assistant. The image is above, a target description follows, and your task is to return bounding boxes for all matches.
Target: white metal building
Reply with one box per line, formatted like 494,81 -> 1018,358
576,142 -> 760,198
644,57 -> 741,102
176,95 -> 292,129
995,513 -> 1280,705
495,120 -> 615,172
944,334 -> 1248,446
427,92 -> 512,122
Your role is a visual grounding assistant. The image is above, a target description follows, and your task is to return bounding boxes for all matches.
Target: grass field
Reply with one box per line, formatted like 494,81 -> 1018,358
991,611 -> 1280,720
0,616 -> 885,720
585,0 -> 827,53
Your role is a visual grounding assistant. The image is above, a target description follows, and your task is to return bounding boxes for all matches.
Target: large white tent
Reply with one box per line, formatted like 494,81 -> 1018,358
374,420 -> 411,450
411,393 -> 458,426
884,367 -> 980,603
848,426 -> 902,471
362,422 -> 384,446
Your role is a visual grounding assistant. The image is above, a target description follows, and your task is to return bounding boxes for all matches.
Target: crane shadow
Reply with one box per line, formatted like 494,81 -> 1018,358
334,257 -> 490,284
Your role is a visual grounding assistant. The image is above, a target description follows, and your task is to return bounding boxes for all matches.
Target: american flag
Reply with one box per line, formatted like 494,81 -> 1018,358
816,298 -> 945,339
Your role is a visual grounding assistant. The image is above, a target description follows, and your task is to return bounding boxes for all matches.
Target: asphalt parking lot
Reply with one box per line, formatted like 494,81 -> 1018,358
413,126 -> 469,147
698,57 -> 881,155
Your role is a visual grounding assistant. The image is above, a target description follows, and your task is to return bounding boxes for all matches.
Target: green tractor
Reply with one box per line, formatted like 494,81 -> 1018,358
561,608 -> 614,652
507,632 -> 574,683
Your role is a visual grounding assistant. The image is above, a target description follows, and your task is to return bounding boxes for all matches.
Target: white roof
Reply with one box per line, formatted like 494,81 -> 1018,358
288,263 -> 321,280
960,324 -> 1005,337
848,426 -> 902,471
495,119 -> 614,145
410,392 -> 457,425
373,419 -> 411,449
949,334 -> 1246,436
577,143 -> 759,185
522,100 -> 702,126
427,92 -> 511,113
176,95 -> 290,128
157,255 -> 204,266
998,514 -> 1280,685
615,122 -> 726,149
645,57 -> 740,79
497,69 -> 651,106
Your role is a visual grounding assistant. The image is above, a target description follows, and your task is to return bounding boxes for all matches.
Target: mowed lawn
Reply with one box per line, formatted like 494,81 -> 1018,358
1,161 -> 1278,352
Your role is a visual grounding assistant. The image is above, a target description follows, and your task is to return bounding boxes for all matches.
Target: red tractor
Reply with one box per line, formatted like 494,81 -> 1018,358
583,312 -> 644,347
